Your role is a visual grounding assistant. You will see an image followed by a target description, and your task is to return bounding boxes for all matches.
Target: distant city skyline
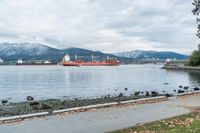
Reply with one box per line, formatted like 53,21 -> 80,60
0,0 -> 198,54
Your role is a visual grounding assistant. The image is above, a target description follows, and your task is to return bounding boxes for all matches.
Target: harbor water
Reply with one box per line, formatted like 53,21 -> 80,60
0,64 -> 200,102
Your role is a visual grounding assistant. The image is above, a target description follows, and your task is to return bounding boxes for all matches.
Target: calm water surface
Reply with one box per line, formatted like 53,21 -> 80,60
0,65 -> 200,102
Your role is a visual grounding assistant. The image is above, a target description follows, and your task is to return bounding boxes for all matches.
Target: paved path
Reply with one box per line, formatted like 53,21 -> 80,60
1,95 -> 200,133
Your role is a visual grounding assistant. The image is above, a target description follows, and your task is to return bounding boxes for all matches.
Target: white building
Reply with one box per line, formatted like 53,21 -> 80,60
17,59 -> 23,64
0,58 -> 3,63
63,54 -> 70,62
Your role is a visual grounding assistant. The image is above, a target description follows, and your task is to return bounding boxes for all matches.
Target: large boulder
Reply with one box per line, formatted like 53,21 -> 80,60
1,99 -> 8,105
27,96 -> 34,101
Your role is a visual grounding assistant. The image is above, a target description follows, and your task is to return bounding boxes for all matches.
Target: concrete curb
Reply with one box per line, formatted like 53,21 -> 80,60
119,96 -> 165,104
0,112 -> 49,121
53,96 -> 166,114
53,102 -> 118,114
0,96 -> 166,122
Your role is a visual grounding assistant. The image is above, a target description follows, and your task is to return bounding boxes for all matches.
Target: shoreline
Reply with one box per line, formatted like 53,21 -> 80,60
0,95 -> 163,117
161,61 -> 200,71
1,87 -> 199,114
0,96 -> 167,124
162,65 -> 200,71
1,91 -> 200,124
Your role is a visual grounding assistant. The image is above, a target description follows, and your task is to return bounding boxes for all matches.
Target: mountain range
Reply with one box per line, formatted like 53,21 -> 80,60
0,43 -> 125,62
0,43 -> 188,63
113,50 -> 188,60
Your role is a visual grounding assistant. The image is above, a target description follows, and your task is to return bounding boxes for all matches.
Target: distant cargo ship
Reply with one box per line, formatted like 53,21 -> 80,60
62,54 -> 120,66
0,58 -> 9,65
16,59 -> 57,65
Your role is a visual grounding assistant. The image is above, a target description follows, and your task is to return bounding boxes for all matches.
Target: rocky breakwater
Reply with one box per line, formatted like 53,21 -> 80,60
161,60 -> 200,71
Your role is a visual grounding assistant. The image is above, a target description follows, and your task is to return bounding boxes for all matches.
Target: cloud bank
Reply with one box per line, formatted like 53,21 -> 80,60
0,0 -> 198,54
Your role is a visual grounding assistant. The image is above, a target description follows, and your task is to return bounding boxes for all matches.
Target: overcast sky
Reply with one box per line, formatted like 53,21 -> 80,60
0,0 -> 198,54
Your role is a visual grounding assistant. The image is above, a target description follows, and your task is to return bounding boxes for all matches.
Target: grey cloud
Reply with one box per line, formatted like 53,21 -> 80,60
0,0 -> 198,54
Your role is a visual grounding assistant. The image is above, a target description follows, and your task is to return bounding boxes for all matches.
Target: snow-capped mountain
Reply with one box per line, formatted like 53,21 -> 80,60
0,43 -> 121,62
0,43 -> 61,60
0,43 -> 188,62
113,50 -> 188,60
0,43 -> 59,56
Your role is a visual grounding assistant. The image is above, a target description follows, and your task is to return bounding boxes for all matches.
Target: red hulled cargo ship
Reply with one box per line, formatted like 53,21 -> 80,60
62,54 -> 120,66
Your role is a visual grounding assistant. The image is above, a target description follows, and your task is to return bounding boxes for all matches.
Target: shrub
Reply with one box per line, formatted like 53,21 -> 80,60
189,50 -> 200,66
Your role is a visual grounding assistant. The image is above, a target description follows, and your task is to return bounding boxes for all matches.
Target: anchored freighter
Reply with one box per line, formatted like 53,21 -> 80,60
62,54 -> 120,66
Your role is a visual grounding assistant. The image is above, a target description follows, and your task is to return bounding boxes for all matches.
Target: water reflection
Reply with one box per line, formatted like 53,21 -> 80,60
188,71 -> 200,86
0,65 -> 200,102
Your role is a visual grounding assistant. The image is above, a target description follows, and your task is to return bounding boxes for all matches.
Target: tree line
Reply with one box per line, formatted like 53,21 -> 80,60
190,0 -> 200,66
